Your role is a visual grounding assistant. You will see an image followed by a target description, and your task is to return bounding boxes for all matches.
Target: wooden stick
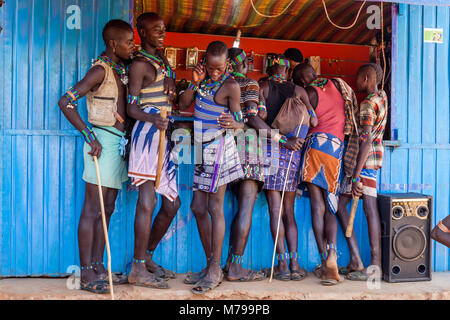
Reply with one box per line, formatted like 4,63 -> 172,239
155,107 -> 167,189
345,182 -> 363,238
93,156 -> 115,300
269,116 -> 304,283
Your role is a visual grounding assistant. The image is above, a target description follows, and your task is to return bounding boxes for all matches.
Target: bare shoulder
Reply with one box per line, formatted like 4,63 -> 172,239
85,64 -> 105,80
223,77 -> 240,91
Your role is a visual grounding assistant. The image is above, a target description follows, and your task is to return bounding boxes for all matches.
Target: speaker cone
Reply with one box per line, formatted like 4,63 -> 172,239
392,205 -> 404,220
393,225 -> 427,262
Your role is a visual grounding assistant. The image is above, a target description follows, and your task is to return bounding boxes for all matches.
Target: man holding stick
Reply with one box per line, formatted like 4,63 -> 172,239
58,19 -> 134,294
127,12 -> 181,289
337,64 -> 387,281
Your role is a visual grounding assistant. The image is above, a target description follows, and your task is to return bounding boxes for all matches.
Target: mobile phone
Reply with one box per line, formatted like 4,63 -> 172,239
201,55 -> 206,66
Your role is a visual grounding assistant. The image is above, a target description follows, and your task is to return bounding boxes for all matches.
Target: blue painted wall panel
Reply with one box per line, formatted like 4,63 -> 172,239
0,1 -> 449,277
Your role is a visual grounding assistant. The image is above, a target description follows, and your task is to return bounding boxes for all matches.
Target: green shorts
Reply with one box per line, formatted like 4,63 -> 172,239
83,126 -> 128,190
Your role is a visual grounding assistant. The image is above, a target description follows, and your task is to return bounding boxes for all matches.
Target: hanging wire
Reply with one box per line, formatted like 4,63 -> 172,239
322,0 -> 367,30
250,0 -> 295,18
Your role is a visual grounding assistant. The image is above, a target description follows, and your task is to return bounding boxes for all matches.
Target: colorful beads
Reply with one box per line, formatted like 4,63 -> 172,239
146,250 -> 154,255
63,87 -> 80,109
133,258 -> 146,264
327,243 -> 337,251
127,94 -> 140,105
135,50 -> 176,80
279,135 -> 288,145
352,177 -> 361,183
360,130 -> 370,142
81,127 -> 97,144
230,71 -> 245,78
96,54 -> 128,85
320,252 -> 328,261
268,74 -> 286,83
187,81 -> 199,92
231,254 -> 243,264
232,111 -> 244,122
258,102 -> 267,113
277,252 -> 289,261
244,105 -> 258,116
289,252 -> 298,260
309,109 -> 317,118
310,78 -> 328,91
269,58 -> 290,68
231,51 -> 247,66
80,265 -> 93,270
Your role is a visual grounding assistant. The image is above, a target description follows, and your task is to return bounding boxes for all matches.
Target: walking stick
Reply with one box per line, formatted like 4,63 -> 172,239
269,116 -> 304,282
345,182 -> 363,238
155,106 -> 167,189
93,156 -> 115,300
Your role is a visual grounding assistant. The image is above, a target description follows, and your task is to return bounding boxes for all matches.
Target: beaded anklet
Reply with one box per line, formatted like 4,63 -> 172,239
133,258 -> 146,264
320,252 -> 328,261
289,252 -> 299,260
80,265 -> 93,271
231,254 -> 243,264
146,250 -> 154,255
277,252 -> 289,261
327,243 -> 337,252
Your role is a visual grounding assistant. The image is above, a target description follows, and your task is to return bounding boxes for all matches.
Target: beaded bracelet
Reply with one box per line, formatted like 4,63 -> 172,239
352,177 -> 361,183
360,130 -> 370,142
127,94 -> 140,105
63,87 -> 80,109
81,127 -> 97,144
273,133 -> 288,145
308,109 -> 317,118
258,102 -> 267,113
231,111 -> 244,122
187,81 -> 199,92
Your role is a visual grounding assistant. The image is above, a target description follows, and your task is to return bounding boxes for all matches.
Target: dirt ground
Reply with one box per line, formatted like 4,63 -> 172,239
0,272 -> 448,300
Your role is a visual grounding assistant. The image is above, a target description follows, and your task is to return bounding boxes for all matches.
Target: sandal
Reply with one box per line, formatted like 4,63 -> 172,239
226,269 -> 266,282
100,273 -> 128,285
80,280 -> 109,294
191,270 -> 223,295
320,277 -> 344,286
151,265 -> 176,280
128,275 -> 168,289
338,266 -> 351,276
262,268 -> 291,281
313,264 -> 323,279
346,270 -> 370,281
184,270 -> 206,285
290,269 -> 307,281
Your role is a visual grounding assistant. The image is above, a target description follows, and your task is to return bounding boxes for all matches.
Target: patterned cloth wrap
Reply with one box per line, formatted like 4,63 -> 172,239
193,133 -> 244,193
341,168 -> 378,198
299,132 -> 344,214
262,136 -> 302,192
128,105 -> 178,202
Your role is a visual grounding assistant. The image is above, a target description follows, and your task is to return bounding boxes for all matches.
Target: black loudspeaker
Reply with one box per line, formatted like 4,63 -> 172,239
378,193 -> 432,282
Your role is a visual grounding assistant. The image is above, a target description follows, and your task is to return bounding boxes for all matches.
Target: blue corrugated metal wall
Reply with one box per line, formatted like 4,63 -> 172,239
0,1 -> 448,277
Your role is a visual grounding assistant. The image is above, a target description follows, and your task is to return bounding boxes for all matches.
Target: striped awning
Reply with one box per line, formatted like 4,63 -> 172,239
135,0 -> 392,45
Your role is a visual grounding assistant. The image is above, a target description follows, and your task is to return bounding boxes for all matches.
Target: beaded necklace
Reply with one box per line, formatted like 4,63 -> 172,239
198,72 -> 229,97
366,90 -> 380,100
96,54 -> 128,85
268,74 -> 286,83
310,77 -> 328,91
135,50 -> 176,79
230,71 -> 245,78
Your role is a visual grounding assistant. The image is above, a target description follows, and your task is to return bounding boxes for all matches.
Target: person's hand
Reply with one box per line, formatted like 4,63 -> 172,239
193,63 -> 206,83
310,115 -> 319,128
352,181 -> 364,198
151,114 -> 170,131
258,109 -> 267,121
218,113 -> 244,130
164,77 -> 176,102
283,137 -> 304,151
88,139 -> 103,158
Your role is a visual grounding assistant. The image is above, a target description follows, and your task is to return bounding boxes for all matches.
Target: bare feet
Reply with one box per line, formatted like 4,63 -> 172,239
321,250 -> 341,285
128,262 -> 168,289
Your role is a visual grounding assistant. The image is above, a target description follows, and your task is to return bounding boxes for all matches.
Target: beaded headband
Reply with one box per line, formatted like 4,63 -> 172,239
231,50 -> 247,66
269,57 -> 290,68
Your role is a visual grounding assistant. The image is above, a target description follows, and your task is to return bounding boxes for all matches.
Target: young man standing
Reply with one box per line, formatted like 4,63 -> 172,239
127,12 -> 181,289
58,20 -> 134,294
258,55 -> 315,281
337,64 -> 388,281
295,62 -> 358,285
178,41 -> 244,294
222,48 -> 266,282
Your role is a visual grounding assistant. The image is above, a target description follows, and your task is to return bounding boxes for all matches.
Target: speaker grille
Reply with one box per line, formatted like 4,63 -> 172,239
393,225 -> 427,262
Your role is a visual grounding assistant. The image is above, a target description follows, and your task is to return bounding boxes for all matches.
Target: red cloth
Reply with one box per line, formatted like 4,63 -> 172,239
308,80 -> 345,142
